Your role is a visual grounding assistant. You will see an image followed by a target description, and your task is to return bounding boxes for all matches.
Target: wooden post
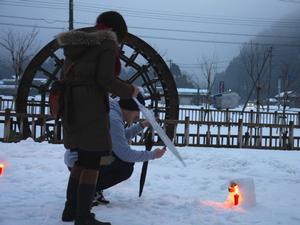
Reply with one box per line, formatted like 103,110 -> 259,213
31,117 -> 36,140
288,121 -> 294,150
52,120 -> 59,143
4,109 -> 11,142
30,98 -> 35,114
19,114 -> 24,139
196,123 -> 200,145
258,126 -> 262,147
206,130 -> 210,145
238,118 -> 243,148
274,111 -> 278,125
250,110 -> 254,124
244,131 -> 249,147
227,124 -> 231,146
200,107 -> 204,121
0,96 -> 2,111
249,126 -> 253,147
184,116 -> 190,146
297,112 -> 300,126
225,109 -> 229,123
40,116 -> 46,142
269,127 -> 272,148
173,123 -> 178,146
279,127 -> 283,148
217,125 -> 221,146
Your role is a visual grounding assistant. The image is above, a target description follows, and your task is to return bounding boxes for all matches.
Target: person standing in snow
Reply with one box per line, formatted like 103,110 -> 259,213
57,11 -> 139,225
64,95 -> 166,205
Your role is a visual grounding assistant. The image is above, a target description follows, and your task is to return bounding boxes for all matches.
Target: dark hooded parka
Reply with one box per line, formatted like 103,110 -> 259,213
57,29 -> 134,155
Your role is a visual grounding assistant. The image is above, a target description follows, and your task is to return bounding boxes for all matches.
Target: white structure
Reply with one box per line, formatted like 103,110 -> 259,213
177,88 -> 208,105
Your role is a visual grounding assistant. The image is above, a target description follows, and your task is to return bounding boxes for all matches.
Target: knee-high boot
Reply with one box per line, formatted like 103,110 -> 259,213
75,169 -> 111,225
62,164 -> 83,221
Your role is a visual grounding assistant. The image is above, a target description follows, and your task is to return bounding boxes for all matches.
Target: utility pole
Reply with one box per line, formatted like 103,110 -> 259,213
69,0 -> 74,30
267,46 -> 273,112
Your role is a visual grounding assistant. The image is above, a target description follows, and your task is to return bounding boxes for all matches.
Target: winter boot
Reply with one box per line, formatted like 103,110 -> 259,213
75,169 -> 111,225
62,164 -> 83,222
92,190 -> 110,206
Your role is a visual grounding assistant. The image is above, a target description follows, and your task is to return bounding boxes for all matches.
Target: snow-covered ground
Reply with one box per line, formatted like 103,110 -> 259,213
0,139 -> 300,225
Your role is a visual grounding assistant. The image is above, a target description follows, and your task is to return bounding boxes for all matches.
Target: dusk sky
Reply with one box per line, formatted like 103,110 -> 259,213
1,0 -> 300,76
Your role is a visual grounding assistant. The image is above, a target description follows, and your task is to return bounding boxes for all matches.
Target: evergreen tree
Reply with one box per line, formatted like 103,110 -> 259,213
170,62 -> 195,88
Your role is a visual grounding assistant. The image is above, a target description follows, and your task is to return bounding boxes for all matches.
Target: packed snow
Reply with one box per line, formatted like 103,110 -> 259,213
0,139 -> 300,225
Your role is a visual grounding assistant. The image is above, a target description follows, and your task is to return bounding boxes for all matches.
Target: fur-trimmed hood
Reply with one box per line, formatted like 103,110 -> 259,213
57,29 -> 118,47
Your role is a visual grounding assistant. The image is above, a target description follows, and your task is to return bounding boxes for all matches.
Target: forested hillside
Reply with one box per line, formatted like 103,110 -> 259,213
214,11 -> 300,103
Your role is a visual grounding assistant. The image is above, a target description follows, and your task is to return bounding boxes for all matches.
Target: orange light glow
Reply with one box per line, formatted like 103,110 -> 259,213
227,183 -> 242,207
0,163 -> 4,176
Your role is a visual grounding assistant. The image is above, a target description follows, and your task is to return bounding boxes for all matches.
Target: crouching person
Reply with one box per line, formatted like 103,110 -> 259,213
64,94 -> 166,205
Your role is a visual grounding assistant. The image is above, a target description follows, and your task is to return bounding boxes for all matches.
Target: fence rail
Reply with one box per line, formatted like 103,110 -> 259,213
175,107 -> 300,126
1,109 -> 299,150
1,97 -> 300,125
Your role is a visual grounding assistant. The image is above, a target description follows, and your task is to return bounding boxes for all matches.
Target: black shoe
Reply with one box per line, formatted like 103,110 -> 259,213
62,203 -> 75,222
92,191 -> 110,206
75,213 -> 111,225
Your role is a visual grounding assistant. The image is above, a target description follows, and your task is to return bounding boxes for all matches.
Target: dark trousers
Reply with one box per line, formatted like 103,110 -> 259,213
96,158 -> 134,191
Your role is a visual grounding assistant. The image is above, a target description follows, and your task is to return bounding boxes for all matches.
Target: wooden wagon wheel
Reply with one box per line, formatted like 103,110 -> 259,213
16,27 -> 179,141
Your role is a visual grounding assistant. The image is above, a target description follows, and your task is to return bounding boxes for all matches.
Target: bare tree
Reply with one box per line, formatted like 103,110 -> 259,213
199,56 -> 217,109
279,63 -> 290,116
278,62 -> 300,113
240,42 -> 271,120
0,28 -> 39,86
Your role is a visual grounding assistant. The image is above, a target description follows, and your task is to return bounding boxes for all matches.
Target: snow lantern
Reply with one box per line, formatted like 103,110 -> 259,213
0,163 -> 4,176
227,178 -> 256,208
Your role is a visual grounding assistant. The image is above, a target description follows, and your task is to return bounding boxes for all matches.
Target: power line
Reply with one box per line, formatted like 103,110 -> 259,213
0,21 -> 299,47
1,14 -> 300,40
137,34 -> 300,47
0,22 -> 65,30
2,0 -> 300,29
76,0 -> 300,24
130,26 -> 300,40
8,0 -> 300,25
0,14 -> 67,24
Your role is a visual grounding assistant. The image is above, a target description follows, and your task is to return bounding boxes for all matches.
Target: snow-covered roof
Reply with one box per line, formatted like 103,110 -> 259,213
0,84 -> 16,89
177,88 -> 207,94
275,91 -> 294,98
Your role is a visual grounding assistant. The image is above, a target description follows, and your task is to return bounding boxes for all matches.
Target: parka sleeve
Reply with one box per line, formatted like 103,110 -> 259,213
110,115 -> 156,163
95,44 -> 134,99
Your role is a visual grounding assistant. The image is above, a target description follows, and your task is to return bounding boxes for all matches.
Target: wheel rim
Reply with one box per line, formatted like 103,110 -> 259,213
16,27 -> 179,140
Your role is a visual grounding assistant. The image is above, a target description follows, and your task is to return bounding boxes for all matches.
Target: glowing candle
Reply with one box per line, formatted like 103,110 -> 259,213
0,164 -> 4,176
228,182 -> 240,206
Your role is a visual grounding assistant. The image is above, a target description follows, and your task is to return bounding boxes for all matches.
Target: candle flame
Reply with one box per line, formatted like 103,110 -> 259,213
226,183 -> 242,207
0,163 -> 4,176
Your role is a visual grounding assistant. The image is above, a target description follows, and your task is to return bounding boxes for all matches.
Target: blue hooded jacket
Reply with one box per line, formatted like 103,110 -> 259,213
64,98 -> 156,167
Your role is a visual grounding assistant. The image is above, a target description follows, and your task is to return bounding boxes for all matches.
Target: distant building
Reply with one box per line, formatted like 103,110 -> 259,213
142,87 -> 208,106
177,88 -> 208,105
0,78 -> 17,96
212,91 -> 240,109
0,77 -> 47,96
275,91 -> 300,108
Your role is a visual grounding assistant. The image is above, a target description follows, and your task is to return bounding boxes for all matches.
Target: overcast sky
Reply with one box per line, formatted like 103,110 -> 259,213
1,0 -> 300,76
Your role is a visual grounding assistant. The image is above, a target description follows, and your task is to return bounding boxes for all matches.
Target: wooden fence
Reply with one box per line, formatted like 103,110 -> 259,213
1,109 -> 299,150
